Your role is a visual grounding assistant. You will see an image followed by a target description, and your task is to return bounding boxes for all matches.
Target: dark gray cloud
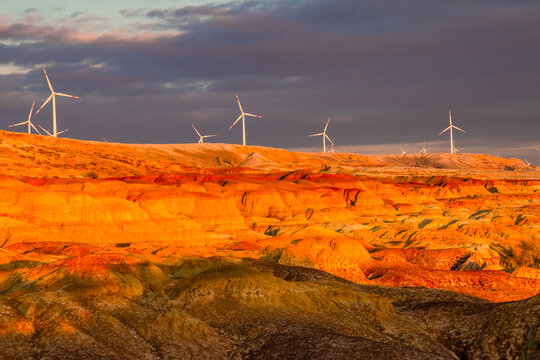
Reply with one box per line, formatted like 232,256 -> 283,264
0,0 -> 539,163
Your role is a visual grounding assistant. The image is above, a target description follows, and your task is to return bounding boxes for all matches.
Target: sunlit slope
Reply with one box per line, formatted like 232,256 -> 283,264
0,129 -> 538,302
0,130 -> 533,178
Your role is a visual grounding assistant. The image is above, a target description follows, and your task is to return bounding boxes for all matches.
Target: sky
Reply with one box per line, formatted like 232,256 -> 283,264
1,0 -> 539,163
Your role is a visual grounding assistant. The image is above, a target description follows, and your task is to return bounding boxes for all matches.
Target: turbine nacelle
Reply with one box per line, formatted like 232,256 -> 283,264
192,124 -> 217,144
438,109 -> 466,154
228,93 -> 263,146
34,65 -> 80,137
418,140 -> 428,154
308,118 -> 332,153
8,101 -> 41,135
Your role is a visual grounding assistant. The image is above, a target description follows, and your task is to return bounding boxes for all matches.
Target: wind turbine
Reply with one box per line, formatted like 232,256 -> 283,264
308,118 -> 332,153
8,101 -> 41,135
34,65 -> 80,137
418,140 -> 427,154
192,124 -> 217,144
400,147 -> 406,156
38,124 -> 69,137
228,93 -> 263,146
438,109 -> 465,154
329,137 -> 335,153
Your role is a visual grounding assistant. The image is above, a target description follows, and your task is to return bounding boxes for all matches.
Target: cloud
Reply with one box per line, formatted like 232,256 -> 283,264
0,0 -> 538,164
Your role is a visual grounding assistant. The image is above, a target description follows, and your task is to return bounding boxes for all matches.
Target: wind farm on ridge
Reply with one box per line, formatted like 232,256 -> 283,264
6,65 -> 501,160
0,2 -> 539,359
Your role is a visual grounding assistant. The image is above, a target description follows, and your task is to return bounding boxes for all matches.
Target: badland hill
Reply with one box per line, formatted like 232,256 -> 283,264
0,129 -> 538,359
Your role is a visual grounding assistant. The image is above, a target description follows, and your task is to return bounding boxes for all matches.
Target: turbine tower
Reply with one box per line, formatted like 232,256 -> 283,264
8,101 -> 41,135
418,140 -> 427,154
192,124 -> 217,144
228,93 -> 263,146
308,118 -> 332,153
438,109 -> 465,154
35,65 -> 80,137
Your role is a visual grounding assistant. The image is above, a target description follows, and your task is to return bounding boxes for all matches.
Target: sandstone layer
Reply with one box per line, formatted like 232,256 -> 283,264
0,130 -> 538,359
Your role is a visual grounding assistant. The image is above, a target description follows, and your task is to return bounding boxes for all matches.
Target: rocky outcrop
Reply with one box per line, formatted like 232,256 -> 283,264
0,154 -> 538,302
1,256 -> 538,359
0,130 -> 539,358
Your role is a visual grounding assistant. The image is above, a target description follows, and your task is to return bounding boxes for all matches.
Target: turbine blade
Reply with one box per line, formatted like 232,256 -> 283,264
57,129 -> 69,135
229,115 -> 243,130
38,124 -> 52,136
203,134 -> 217,138
192,124 -> 201,137
449,109 -> 452,125
236,93 -> 243,113
27,101 -> 35,122
30,122 -> 41,135
244,113 -> 263,118
8,121 -> 28,127
308,133 -> 323,137
42,65 -> 54,92
35,95 -> 53,115
55,92 -> 80,99
453,125 -> 466,133
324,118 -> 330,133
325,133 -> 332,142
438,126 -> 451,135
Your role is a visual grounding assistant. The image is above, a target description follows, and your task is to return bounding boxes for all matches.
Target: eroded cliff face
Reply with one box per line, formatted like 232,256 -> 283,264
1,170 -> 538,302
0,130 -> 539,359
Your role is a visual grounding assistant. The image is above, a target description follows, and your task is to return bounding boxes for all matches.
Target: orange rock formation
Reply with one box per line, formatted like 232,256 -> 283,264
0,130 -> 538,358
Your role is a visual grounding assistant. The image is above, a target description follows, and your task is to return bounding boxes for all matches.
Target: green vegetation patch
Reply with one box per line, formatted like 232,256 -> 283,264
261,248 -> 285,262
0,260 -> 44,271
115,242 -> 132,248
438,219 -> 459,230
264,225 -> 282,237
514,214 -> 528,226
469,209 -> 491,220
83,170 -> 99,178
417,219 -> 433,229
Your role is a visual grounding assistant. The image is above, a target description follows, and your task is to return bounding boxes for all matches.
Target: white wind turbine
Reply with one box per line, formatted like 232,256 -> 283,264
438,109 -> 465,154
228,93 -> 263,146
38,124 -> 69,137
192,124 -> 217,144
8,101 -> 41,135
34,65 -> 80,137
308,118 -> 332,153
400,147 -> 406,156
418,140 -> 428,154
